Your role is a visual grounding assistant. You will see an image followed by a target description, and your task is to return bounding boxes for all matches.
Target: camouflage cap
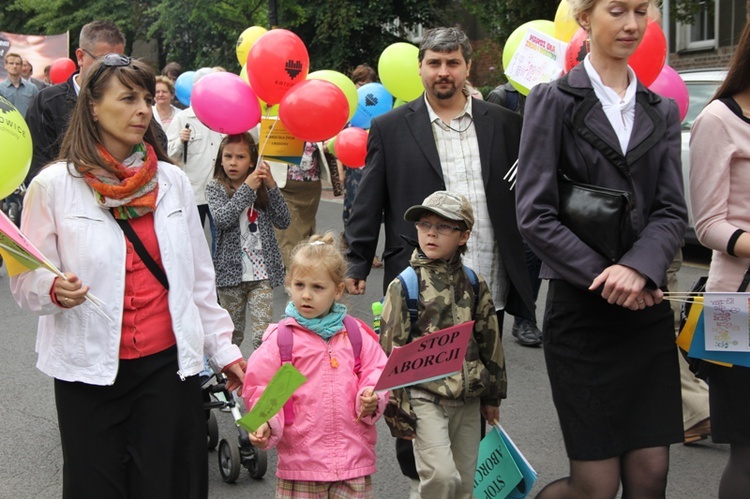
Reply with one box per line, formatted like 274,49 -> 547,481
404,191 -> 474,230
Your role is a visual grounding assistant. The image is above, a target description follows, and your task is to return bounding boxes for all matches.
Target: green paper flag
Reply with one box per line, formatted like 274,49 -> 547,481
238,363 -> 307,433
474,426 -> 524,499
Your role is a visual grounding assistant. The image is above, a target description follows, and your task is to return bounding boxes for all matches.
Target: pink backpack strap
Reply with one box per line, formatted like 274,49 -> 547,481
276,315 -> 364,425
276,319 -> 296,425
343,315 -> 362,375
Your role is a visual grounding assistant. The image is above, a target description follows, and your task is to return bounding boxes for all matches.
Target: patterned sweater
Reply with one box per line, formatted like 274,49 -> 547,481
206,181 -> 290,288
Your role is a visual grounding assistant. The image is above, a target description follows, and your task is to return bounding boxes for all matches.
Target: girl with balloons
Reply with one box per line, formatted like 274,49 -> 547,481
515,0 -> 687,497
206,133 -> 290,348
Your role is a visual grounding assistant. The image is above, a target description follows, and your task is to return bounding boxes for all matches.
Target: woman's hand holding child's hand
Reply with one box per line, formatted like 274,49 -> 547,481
248,422 -> 271,449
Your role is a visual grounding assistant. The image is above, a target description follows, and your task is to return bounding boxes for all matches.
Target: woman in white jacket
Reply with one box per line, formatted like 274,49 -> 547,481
10,55 -> 245,499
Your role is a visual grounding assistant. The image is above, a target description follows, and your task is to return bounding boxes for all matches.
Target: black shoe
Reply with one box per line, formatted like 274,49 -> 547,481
511,321 -> 543,347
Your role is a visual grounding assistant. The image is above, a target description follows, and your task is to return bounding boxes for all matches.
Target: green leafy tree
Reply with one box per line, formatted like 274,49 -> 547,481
459,0 -> 558,44
274,0 -> 453,75
147,0 -> 267,72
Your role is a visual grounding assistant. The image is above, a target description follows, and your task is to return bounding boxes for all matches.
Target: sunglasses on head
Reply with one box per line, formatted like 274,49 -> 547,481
88,53 -> 132,88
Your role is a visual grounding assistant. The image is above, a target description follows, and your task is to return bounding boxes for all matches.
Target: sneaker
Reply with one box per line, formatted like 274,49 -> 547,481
511,321 -> 543,347
684,418 -> 711,445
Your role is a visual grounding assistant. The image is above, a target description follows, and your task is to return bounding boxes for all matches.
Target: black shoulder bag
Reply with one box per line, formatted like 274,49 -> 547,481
112,215 -> 170,290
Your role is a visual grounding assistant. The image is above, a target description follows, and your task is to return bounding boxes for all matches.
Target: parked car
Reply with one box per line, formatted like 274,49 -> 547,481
679,69 -> 726,244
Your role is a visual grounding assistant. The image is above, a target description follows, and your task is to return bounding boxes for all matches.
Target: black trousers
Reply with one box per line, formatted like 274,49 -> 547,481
55,346 -> 207,499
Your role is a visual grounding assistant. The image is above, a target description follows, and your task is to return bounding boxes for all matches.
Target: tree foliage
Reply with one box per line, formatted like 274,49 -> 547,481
4,0 -> 715,78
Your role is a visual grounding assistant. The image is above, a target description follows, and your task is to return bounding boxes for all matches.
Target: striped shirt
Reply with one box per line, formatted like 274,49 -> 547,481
424,94 -> 508,309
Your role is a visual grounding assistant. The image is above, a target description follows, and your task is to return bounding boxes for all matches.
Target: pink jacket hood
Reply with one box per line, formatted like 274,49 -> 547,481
242,317 -> 388,481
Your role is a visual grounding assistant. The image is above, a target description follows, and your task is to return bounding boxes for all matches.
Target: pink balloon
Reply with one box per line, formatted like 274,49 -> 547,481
278,79 -> 349,143
334,127 -> 368,168
648,65 -> 689,121
191,72 -> 261,134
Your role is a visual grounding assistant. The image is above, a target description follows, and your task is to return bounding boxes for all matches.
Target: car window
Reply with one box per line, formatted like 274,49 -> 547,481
682,82 -> 721,131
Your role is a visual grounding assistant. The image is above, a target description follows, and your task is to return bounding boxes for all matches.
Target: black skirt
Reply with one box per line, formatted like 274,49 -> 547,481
709,364 -> 750,444
542,280 -> 683,460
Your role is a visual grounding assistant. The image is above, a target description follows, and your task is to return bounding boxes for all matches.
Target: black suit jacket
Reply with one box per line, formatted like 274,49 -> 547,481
345,95 -> 534,319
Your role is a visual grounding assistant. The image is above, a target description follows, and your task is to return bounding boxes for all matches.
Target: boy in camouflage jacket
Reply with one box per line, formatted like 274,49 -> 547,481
380,191 -> 506,498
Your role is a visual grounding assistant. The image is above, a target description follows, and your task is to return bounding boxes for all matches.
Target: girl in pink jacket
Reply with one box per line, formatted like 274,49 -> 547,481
242,232 -> 388,498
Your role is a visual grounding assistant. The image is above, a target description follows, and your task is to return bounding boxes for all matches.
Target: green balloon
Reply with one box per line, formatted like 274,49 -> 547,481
393,98 -> 406,108
308,70 -> 358,122
0,96 -> 31,198
378,43 -> 423,102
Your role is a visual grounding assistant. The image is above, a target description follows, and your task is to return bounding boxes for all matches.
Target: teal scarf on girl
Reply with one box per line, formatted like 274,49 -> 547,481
284,301 -> 347,340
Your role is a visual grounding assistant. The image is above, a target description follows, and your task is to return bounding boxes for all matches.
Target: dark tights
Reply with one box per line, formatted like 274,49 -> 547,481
535,446 -> 669,499
719,444 -> 750,499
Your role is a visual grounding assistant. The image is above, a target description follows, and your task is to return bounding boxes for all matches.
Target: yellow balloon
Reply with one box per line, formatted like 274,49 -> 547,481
0,97 -> 32,198
554,0 -> 579,43
236,26 -> 268,66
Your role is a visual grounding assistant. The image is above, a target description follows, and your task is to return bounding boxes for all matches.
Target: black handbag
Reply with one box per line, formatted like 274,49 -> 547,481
558,171 -> 636,262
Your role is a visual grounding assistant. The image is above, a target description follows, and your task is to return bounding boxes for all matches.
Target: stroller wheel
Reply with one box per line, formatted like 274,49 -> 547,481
218,438 -> 241,483
207,411 -> 219,450
247,445 -> 268,479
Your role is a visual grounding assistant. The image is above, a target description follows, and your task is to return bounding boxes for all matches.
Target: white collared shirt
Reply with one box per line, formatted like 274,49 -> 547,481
424,94 -> 508,309
583,55 -> 637,155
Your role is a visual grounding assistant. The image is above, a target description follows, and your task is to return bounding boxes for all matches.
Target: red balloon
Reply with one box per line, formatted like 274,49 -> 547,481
629,20 -> 667,87
49,58 -> 77,84
278,80 -> 349,143
564,20 -> 666,86
334,127 -> 368,168
246,29 -> 309,105
564,28 -> 589,73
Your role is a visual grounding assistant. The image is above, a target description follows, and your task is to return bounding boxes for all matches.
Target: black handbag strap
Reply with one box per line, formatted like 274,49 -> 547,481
738,267 -> 750,292
112,215 -> 170,290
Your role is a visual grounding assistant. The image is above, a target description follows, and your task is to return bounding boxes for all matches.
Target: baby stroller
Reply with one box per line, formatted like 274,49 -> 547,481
203,371 -> 268,483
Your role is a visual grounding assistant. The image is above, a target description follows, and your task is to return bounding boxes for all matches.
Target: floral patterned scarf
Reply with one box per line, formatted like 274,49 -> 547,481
83,142 -> 159,219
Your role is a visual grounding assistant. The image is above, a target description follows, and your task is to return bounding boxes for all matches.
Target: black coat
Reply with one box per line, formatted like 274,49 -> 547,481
344,95 -> 534,320
516,64 -> 687,290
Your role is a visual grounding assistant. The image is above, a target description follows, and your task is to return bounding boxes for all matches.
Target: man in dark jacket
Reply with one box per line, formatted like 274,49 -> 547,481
25,20 -> 125,182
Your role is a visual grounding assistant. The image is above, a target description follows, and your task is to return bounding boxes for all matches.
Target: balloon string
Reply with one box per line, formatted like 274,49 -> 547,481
256,109 -> 279,168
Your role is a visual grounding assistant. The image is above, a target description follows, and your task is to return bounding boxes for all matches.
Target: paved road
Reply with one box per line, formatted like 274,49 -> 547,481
0,196 -> 726,498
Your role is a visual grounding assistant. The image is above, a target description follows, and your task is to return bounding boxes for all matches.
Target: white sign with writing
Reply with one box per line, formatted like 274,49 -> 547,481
504,28 -> 567,91
703,293 -> 750,352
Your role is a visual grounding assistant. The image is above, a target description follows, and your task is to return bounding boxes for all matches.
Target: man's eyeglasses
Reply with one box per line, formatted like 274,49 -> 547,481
88,54 -> 132,88
414,221 -> 463,236
81,48 -> 99,60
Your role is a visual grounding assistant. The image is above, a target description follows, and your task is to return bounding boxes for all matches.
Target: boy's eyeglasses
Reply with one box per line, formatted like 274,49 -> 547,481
88,54 -> 132,88
414,221 -> 463,236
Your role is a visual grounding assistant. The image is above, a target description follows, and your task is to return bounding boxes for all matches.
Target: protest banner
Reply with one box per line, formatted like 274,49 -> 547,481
504,28 -> 567,95
689,311 -> 749,368
0,31 -> 69,82
259,116 -> 305,165
499,426 -> 538,499
474,426 -> 523,499
374,321 -> 473,392
702,293 -> 750,352
238,363 -> 307,432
